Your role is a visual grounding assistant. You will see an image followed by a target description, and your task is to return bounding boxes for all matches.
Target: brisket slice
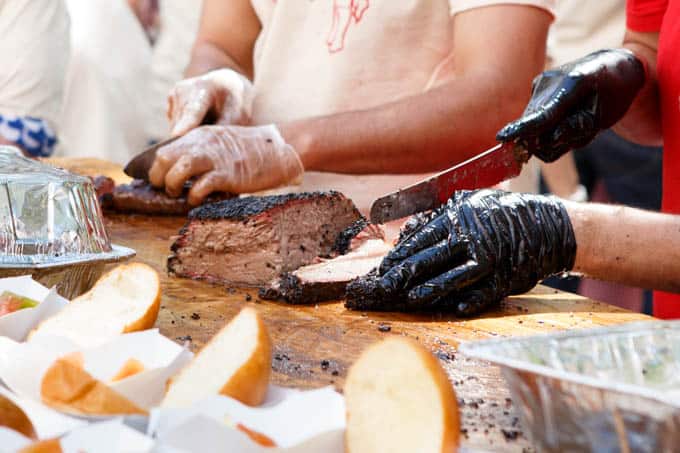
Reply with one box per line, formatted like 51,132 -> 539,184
105,179 -> 234,216
260,223 -> 390,304
168,191 -> 364,286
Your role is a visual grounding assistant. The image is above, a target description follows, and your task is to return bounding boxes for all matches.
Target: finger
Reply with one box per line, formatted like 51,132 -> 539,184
407,259 -> 489,306
148,145 -> 184,188
187,171 -> 233,206
164,153 -> 214,198
451,280 -> 500,317
379,213 -> 451,275
378,238 -> 467,294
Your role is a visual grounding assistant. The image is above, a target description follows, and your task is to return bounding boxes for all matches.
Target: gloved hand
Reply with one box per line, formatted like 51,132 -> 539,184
376,190 -> 577,316
497,49 -> 646,162
167,69 -> 255,137
148,124 -> 304,205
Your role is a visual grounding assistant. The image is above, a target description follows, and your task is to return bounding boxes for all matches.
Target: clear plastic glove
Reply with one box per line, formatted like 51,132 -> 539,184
373,190 -> 577,316
167,69 -> 255,137
497,49 -> 646,162
148,124 -> 304,205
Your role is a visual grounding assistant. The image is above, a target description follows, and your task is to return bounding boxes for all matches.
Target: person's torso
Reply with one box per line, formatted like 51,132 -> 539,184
650,0 -> 680,318
249,0 -> 454,124
0,0 -> 70,130
658,0 -> 680,213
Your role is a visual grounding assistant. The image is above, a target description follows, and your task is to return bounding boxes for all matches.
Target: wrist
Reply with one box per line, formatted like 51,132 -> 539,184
278,120 -> 316,170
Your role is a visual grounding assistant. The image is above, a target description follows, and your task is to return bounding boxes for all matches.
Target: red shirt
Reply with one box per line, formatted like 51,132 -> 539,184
627,0 -> 680,318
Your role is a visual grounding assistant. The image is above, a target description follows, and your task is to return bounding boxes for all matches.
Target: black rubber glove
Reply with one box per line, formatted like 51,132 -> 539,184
497,49 -> 646,162
373,190 -> 577,316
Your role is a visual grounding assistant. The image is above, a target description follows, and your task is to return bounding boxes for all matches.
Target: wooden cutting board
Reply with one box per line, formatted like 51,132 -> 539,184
106,213 -> 649,453
42,157 -> 132,185
58,158 -> 652,451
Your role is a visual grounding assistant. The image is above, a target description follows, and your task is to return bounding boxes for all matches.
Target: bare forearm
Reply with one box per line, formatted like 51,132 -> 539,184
613,32 -> 663,146
280,5 -> 551,174
281,72 -> 533,173
184,0 -> 259,79
185,42 -> 249,78
565,201 -> 680,292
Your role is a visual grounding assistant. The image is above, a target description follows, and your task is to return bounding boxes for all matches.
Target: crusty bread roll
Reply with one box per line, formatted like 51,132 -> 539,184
30,263 -> 161,344
162,306 -> 272,408
344,337 -> 460,453
41,356 -> 146,416
0,393 -> 36,439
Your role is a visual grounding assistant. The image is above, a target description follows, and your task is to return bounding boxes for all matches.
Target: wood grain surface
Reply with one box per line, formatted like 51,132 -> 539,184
105,213 -> 651,452
47,156 -> 651,451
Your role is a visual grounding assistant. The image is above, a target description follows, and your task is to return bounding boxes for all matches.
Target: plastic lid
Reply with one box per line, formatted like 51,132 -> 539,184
0,146 -> 112,263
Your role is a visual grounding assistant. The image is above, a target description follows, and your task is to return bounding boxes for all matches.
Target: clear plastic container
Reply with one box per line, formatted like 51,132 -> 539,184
0,147 -> 134,297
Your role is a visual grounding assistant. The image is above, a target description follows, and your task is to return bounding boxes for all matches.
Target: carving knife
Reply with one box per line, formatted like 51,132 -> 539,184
123,136 -> 182,182
369,142 -> 530,224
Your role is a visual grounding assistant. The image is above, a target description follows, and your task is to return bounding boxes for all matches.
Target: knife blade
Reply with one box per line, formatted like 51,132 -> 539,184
123,135 -> 182,182
369,142 -> 530,224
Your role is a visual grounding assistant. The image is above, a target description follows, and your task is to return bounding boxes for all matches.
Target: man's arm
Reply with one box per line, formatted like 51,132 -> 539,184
185,0 -> 261,79
613,30 -> 663,146
566,201 -> 680,292
279,5 -> 552,174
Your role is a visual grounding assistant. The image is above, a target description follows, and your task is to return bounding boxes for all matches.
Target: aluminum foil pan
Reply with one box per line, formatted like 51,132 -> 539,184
460,321 -> 680,453
0,146 -> 134,298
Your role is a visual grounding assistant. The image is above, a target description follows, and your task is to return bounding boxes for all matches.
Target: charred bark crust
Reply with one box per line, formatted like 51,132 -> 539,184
331,218 -> 369,255
187,191 -> 355,221
259,273 -> 348,305
344,270 -> 411,312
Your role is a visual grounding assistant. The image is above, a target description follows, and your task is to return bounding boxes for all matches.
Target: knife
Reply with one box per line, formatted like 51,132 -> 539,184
123,135 -> 182,182
369,142 -> 530,224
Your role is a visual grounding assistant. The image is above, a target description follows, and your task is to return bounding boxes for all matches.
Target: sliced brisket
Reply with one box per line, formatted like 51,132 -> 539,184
168,191 -> 364,286
260,223 -> 390,304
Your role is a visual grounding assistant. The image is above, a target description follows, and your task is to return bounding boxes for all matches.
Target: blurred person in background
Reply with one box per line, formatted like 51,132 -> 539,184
57,0 -> 202,164
58,0 -> 155,164
147,0 -> 204,142
0,0 -> 70,158
539,0 -> 662,314
147,0 -> 556,213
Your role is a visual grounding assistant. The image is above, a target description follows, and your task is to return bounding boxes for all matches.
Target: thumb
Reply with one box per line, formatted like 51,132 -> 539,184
170,98 -> 213,137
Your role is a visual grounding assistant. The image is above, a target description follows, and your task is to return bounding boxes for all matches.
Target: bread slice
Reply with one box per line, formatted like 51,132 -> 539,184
162,306 -> 271,408
41,356 -> 146,416
0,393 -> 36,439
31,263 -> 161,344
344,337 -> 460,453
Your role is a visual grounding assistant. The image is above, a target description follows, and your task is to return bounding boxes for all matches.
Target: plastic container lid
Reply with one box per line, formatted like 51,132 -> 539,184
0,146 -> 112,264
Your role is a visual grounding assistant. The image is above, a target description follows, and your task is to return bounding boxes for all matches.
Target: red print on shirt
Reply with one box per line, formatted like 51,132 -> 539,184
327,0 -> 369,53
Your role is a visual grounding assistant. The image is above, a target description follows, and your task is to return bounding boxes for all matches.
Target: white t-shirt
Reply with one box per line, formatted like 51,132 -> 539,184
547,0 -> 625,68
0,0 -> 70,130
248,0 -> 555,212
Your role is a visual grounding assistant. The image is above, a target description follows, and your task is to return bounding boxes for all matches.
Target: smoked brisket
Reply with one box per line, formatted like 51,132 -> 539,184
260,223 -> 390,304
105,179 -> 233,216
168,191 -> 365,286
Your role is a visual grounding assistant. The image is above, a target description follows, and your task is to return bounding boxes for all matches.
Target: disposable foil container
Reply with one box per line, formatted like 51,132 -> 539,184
460,321 -> 680,453
0,146 -> 134,297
